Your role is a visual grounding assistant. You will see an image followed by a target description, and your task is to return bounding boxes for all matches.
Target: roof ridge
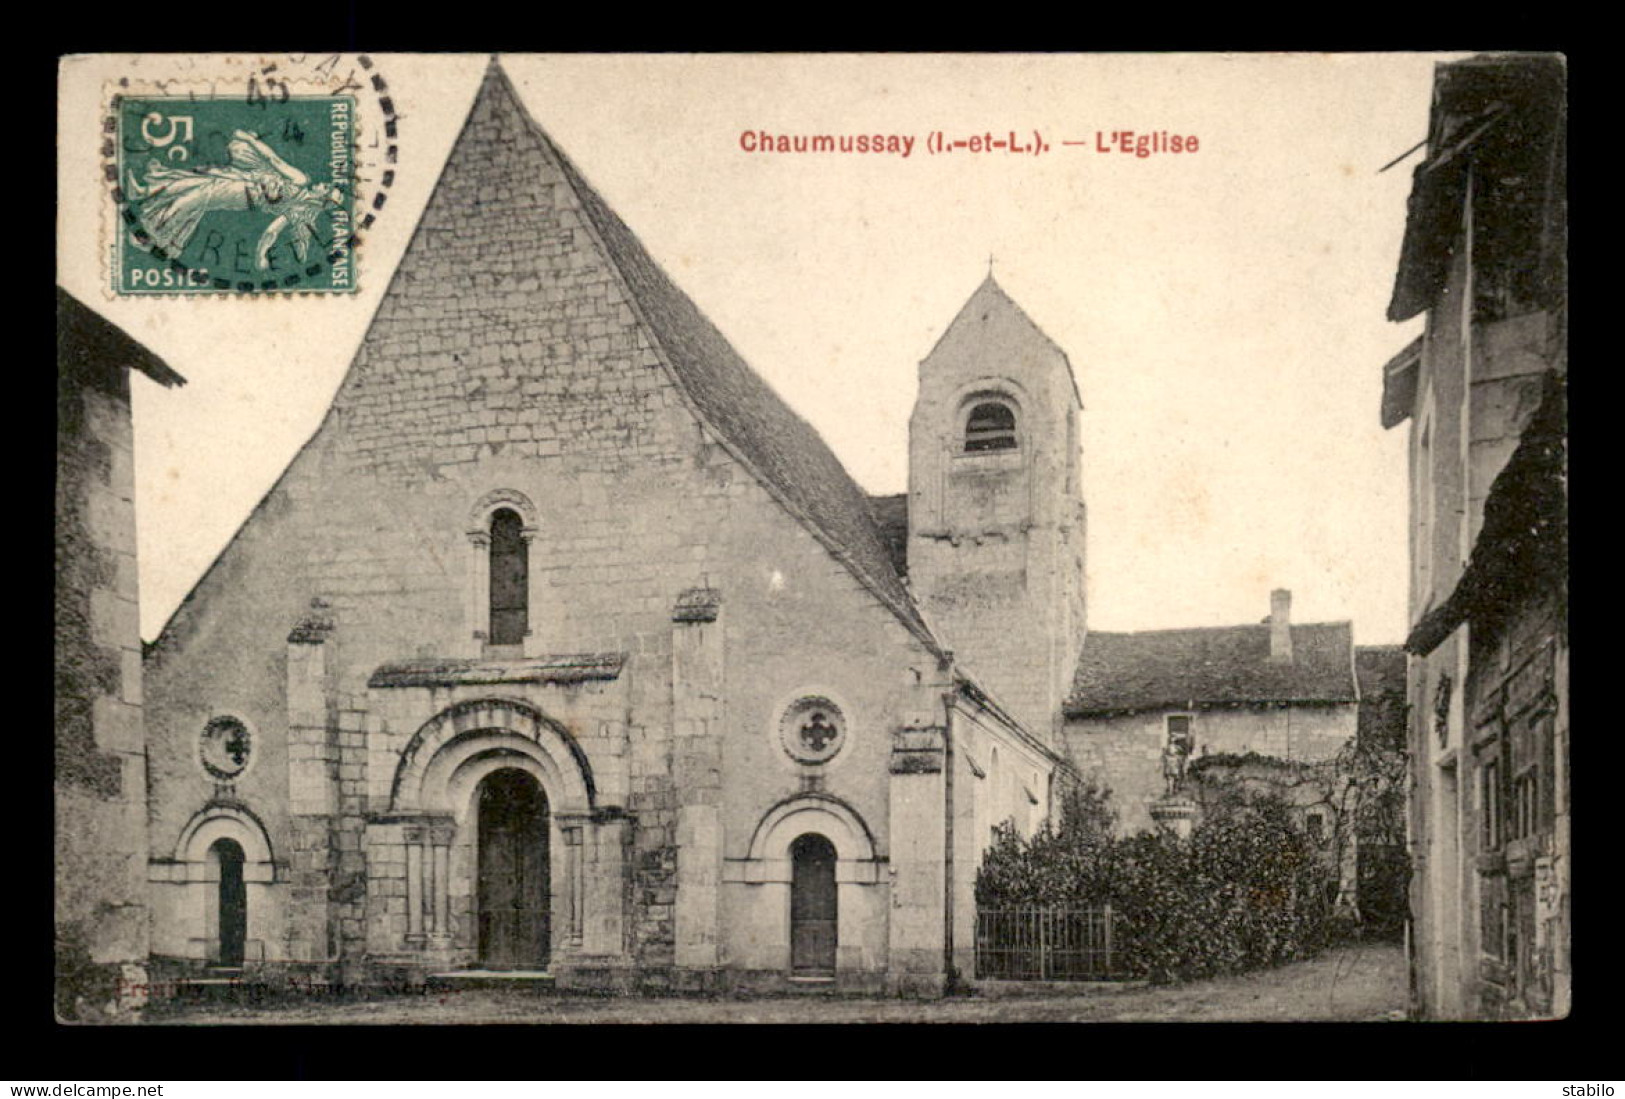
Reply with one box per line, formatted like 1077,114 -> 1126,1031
1087,619 -> 1352,637
1067,615 -> 1359,716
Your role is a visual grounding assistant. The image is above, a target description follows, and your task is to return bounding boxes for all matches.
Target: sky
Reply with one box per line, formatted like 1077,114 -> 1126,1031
57,53 -> 1443,644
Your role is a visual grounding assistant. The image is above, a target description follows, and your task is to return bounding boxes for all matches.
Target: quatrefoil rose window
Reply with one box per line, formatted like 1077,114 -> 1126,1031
780,697 -> 846,764
199,715 -> 253,781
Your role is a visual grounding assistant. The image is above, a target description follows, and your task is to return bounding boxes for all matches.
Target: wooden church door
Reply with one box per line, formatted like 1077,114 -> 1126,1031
477,769 -> 551,969
211,838 -> 247,967
790,833 -> 837,976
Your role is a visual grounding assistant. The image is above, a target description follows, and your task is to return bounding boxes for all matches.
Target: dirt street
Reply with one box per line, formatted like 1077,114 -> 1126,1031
147,943 -> 1407,1024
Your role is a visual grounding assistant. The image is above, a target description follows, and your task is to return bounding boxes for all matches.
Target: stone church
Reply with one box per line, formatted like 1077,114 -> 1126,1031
141,59 -> 1084,993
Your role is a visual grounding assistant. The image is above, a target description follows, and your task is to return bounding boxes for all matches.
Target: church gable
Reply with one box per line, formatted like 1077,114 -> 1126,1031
326,63 -> 687,480
154,60 -> 933,666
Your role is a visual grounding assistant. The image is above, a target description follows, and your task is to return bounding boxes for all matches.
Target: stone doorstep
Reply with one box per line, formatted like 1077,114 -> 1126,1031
425,969 -> 557,993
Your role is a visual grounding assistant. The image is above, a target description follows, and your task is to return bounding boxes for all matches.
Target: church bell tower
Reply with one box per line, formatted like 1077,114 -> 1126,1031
906,275 -> 1086,744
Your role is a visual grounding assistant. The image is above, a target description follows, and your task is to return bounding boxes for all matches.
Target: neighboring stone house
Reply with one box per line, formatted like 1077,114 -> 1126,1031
1379,52 -> 1567,1020
1061,590 -> 1415,925
56,288 -> 186,1021
1063,589 -> 1360,836
139,60 -> 1075,994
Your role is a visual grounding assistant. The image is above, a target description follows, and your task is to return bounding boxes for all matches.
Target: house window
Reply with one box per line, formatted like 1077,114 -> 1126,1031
1511,767 -> 1538,841
1508,709 -> 1551,842
1415,413 -> 1434,603
488,508 -> 528,645
1481,757 -> 1503,851
1305,812 -> 1326,843
1481,889 -> 1508,961
964,400 -> 1017,452
1166,714 -> 1195,757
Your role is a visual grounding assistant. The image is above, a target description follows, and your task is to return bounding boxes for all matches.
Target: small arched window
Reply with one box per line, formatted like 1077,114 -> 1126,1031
489,508 -> 528,645
965,400 -> 1017,452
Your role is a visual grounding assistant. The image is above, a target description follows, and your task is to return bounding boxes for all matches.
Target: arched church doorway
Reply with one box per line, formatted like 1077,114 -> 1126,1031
476,768 -> 551,969
209,838 -> 247,967
790,833 -> 837,976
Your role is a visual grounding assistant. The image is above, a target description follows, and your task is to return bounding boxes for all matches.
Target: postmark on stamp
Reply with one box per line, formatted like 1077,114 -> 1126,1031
105,54 -> 398,295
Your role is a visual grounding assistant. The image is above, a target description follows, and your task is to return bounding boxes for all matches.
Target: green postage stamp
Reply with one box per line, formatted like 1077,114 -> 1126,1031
115,95 -> 358,293
106,55 -> 398,295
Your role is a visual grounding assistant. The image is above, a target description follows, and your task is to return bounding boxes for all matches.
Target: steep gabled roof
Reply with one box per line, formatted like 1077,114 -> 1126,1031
495,63 -> 934,648
1064,621 -> 1358,718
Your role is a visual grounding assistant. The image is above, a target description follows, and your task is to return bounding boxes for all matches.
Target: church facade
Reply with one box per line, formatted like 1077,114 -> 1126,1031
140,61 -> 1083,993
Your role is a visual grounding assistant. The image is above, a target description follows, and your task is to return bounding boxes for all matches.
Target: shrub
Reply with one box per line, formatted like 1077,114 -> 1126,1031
976,788 -> 1332,983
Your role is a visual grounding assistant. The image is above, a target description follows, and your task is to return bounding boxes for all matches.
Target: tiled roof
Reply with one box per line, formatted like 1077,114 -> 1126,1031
1064,621 -> 1358,718
493,63 -> 935,650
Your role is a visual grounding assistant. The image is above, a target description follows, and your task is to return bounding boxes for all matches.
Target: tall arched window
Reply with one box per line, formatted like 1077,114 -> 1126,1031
489,508 -> 528,645
965,400 -> 1018,452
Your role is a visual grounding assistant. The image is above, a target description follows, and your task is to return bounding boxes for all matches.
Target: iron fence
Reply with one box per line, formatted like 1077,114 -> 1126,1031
975,905 -> 1122,980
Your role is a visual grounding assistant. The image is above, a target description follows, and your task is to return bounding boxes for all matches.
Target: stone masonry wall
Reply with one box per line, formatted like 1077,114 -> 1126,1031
56,360 -> 149,1020
1065,705 -> 1357,834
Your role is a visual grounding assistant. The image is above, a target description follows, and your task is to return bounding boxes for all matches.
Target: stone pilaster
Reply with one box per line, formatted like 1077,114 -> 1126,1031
887,724 -> 947,996
583,813 -> 631,958
285,599 -> 338,966
671,587 -> 723,973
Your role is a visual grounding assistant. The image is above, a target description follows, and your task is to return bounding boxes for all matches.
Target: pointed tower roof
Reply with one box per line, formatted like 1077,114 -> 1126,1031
924,273 -> 1082,408
340,59 -> 940,652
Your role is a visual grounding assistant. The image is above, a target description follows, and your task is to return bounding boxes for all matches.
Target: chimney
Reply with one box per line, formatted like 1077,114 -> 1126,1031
1269,589 -> 1293,663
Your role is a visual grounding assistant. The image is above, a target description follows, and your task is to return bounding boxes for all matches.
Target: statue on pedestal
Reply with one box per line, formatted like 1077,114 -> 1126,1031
1162,721 -> 1195,796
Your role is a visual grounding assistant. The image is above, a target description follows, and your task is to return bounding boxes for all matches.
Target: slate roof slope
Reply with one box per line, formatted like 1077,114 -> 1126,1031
1064,621 -> 1358,718
867,492 -> 910,579
57,288 -> 186,389
488,63 -> 935,648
